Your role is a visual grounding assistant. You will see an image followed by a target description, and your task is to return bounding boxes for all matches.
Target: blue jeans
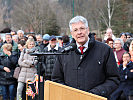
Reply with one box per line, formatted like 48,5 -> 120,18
2,84 -> 16,100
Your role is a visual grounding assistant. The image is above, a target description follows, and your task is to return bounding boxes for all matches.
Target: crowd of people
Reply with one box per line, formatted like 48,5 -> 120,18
0,15 -> 132,100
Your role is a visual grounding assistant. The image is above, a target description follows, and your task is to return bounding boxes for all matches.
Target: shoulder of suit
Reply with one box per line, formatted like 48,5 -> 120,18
95,41 -> 110,49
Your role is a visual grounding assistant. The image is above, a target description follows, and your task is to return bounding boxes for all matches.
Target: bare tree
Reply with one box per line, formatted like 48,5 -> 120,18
127,3 -> 133,29
48,0 -> 72,35
0,6 -> 4,30
98,0 -> 116,28
11,0 -> 109,35
11,0 -> 51,34
3,0 -> 131,36
0,0 -> 8,31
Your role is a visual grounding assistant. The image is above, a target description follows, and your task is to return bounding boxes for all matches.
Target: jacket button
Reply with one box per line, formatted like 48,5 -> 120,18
101,91 -> 105,94
77,86 -> 80,88
78,67 -> 80,70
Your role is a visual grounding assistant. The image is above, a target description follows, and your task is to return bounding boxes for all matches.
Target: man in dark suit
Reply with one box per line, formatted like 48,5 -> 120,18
51,16 -> 120,99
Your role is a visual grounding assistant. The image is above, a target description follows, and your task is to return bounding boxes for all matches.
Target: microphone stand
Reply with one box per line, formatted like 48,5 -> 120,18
30,52 -> 68,100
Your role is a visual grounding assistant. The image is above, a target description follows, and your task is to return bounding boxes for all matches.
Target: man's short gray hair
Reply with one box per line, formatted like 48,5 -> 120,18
114,38 -> 124,47
69,16 -> 88,32
17,30 -> 24,34
36,34 -> 42,38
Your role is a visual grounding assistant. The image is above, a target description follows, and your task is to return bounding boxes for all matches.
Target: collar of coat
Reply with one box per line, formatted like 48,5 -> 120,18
71,33 -> 95,54
0,51 -> 18,57
4,40 -> 14,45
47,44 -> 59,51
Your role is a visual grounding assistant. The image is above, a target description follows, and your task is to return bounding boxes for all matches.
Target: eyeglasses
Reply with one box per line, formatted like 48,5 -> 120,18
72,27 -> 87,33
127,36 -> 131,38
114,43 -> 121,44
109,43 -> 113,44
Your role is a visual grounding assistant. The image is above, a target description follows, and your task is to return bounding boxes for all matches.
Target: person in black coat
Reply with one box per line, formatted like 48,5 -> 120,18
36,34 -> 46,52
110,52 -> 133,100
0,33 -> 18,53
0,43 -> 18,100
43,35 -> 61,80
51,16 -> 120,99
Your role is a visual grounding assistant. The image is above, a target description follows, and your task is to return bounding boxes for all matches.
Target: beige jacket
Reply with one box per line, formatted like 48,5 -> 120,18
18,48 -> 38,83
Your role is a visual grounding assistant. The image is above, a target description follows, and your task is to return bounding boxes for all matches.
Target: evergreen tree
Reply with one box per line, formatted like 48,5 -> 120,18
45,14 -> 60,36
112,1 -> 132,36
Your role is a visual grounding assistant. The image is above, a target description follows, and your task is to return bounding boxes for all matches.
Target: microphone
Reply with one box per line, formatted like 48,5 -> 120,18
61,43 -> 76,53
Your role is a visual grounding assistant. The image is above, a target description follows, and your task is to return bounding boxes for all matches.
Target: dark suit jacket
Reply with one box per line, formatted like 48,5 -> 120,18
52,34 -> 120,98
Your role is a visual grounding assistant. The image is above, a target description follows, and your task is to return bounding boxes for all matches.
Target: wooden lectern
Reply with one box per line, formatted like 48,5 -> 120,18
44,81 -> 107,100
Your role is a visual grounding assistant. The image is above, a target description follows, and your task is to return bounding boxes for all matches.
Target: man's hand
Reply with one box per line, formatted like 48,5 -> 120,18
130,69 -> 133,72
123,61 -> 128,68
3,50 -> 11,56
4,67 -> 11,72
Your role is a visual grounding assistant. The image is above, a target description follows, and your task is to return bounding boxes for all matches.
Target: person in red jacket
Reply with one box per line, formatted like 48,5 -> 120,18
114,38 -> 126,66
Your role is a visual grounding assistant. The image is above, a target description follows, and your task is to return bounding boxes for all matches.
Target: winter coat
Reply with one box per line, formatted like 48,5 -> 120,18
0,51 -> 18,85
113,48 -> 126,64
43,44 -> 61,79
18,48 -> 38,83
36,42 -> 46,52
52,34 -> 120,98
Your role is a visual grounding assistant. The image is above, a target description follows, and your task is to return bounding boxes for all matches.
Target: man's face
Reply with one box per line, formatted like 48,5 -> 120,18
18,32 -> 24,38
108,41 -> 114,49
5,35 -> 12,43
120,35 -> 126,43
36,36 -> 43,42
12,37 -> 18,43
43,40 -> 49,44
49,39 -> 57,48
114,40 -> 122,50
49,39 -> 57,47
106,32 -> 112,38
123,53 -> 131,63
71,21 -> 89,46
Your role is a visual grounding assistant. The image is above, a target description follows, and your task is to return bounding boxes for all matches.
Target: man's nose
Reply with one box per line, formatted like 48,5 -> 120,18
77,29 -> 82,34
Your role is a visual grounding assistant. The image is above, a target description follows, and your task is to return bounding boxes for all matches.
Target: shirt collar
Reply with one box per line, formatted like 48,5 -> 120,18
76,37 -> 89,53
76,37 -> 89,49
47,44 -> 58,51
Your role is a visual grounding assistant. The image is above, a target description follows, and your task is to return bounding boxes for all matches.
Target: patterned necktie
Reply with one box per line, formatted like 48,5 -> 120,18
79,46 -> 85,54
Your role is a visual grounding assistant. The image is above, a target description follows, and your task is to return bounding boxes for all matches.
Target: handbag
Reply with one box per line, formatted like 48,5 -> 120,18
13,49 -> 25,79
13,67 -> 21,79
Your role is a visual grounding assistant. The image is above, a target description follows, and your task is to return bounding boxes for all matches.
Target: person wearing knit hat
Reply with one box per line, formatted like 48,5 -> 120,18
43,34 -> 50,41
43,34 -> 50,48
120,33 -> 127,43
125,32 -> 132,39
